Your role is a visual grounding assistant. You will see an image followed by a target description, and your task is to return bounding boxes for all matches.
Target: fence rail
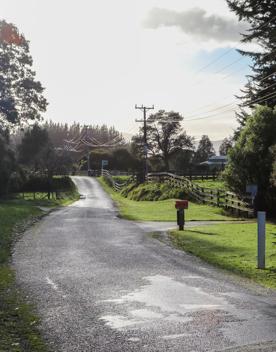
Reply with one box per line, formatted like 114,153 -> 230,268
147,172 -> 254,217
171,172 -> 219,181
101,170 -> 254,217
101,170 -> 131,192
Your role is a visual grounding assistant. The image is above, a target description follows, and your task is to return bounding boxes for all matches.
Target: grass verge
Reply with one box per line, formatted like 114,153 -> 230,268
98,177 -> 239,222
170,223 -> 276,289
0,188 -> 79,351
13,189 -> 79,207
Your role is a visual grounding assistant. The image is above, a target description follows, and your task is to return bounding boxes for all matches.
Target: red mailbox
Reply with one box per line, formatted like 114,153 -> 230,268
175,200 -> 189,209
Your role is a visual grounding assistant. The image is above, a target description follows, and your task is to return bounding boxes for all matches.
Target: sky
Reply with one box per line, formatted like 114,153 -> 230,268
0,0 -> 255,140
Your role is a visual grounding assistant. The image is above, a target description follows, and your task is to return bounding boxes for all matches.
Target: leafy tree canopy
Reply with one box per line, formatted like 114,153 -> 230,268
132,110 -> 194,170
0,20 -> 47,127
224,106 -> 276,197
219,137 -> 233,156
18,124 -> 49,167
194,135 -> 215,163
0,129 -> 15,194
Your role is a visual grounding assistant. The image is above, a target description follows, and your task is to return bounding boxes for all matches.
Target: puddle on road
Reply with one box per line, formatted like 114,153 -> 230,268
100,315 -> 143,329
100,275 -> 229,330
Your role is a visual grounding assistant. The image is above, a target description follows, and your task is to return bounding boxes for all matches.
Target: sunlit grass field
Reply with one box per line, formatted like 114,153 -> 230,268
170,223 -> 276,288
98,177 -> 239,222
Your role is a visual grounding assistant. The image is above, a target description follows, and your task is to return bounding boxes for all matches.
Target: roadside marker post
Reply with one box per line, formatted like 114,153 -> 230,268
175,200 -> 188,231
257,211 -> 266,269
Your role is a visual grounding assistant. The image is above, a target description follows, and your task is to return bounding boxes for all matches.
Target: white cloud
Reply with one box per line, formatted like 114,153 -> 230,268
143,7 -> 248,43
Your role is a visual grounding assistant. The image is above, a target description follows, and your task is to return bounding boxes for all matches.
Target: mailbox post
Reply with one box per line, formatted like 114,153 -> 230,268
175,200 -> 188,231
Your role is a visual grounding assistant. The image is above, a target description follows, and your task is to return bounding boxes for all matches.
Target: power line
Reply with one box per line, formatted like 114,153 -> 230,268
183,71 -> 276,118
185,107 -> 237,122
241,90 -> 276,107
185,91 -> 276,123
221,64 -> 249,80
184,102 -> 237,119
213,56 -> 245,75
193,47 -> 235,75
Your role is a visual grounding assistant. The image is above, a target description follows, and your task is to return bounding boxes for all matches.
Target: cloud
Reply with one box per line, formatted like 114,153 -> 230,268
143,7 -> 248,43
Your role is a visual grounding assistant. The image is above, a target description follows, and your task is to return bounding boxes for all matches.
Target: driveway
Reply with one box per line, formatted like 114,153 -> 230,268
13,176 -> 276,352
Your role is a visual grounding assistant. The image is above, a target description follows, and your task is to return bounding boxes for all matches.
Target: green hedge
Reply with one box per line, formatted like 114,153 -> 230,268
20,176 -> 75,193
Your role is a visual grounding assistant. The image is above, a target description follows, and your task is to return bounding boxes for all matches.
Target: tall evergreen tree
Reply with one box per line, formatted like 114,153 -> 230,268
219,137 -> 233,156
227,0 -> 276,127
194,135 -> 215,163
18,124 -> 49,168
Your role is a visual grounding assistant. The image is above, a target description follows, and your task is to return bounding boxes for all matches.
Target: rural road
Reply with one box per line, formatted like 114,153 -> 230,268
14,177 -> 276,352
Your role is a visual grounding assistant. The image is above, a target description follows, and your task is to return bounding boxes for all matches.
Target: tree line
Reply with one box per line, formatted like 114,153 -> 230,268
1,0 -> 276,213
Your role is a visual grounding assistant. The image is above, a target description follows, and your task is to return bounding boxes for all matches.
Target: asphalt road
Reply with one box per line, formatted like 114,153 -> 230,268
13,177 -> 276,352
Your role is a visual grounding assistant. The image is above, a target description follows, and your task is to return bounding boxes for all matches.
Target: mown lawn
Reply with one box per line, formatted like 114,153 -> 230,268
98,177 -> 239,222
170,223 -> 276,288
0,190 -> 79,352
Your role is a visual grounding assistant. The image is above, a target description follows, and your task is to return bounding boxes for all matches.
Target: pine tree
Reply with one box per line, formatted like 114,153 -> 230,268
194,135 -> 215,163
219,137 -> 233,156
227,0 -> 276,126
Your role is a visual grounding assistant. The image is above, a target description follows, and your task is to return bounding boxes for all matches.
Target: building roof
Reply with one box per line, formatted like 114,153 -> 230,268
199,155 -> 228,166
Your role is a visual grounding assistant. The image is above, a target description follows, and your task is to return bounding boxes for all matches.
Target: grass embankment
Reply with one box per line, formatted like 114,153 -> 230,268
0,180 -> 79,352
14,189 -> 79,207
170,223 -> 276,288
98,177 -> 238,221
193,179 -> 227,190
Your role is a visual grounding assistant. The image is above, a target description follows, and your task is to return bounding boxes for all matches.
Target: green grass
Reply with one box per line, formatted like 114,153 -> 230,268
112,175 -> 131,183
0,187 -> 79,351
0,203 -> 48,351
193,179 -> 227,190
170,223 -> 276,288
98,177 -> 238,222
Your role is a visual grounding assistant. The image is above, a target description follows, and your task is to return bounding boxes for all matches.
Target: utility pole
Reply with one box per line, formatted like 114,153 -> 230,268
84,125 -> 91,175
135,104 -> 154,181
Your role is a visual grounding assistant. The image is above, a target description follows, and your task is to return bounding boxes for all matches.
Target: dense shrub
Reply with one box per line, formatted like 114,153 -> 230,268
0,132 -> 15,195
19,175 -> 75,193
224,106 -> 276,211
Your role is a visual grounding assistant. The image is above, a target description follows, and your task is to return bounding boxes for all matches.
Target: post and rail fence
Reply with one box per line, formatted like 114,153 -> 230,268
101,170 -> 254,217
147,172 -> 254,217
101,169 -> 134,192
